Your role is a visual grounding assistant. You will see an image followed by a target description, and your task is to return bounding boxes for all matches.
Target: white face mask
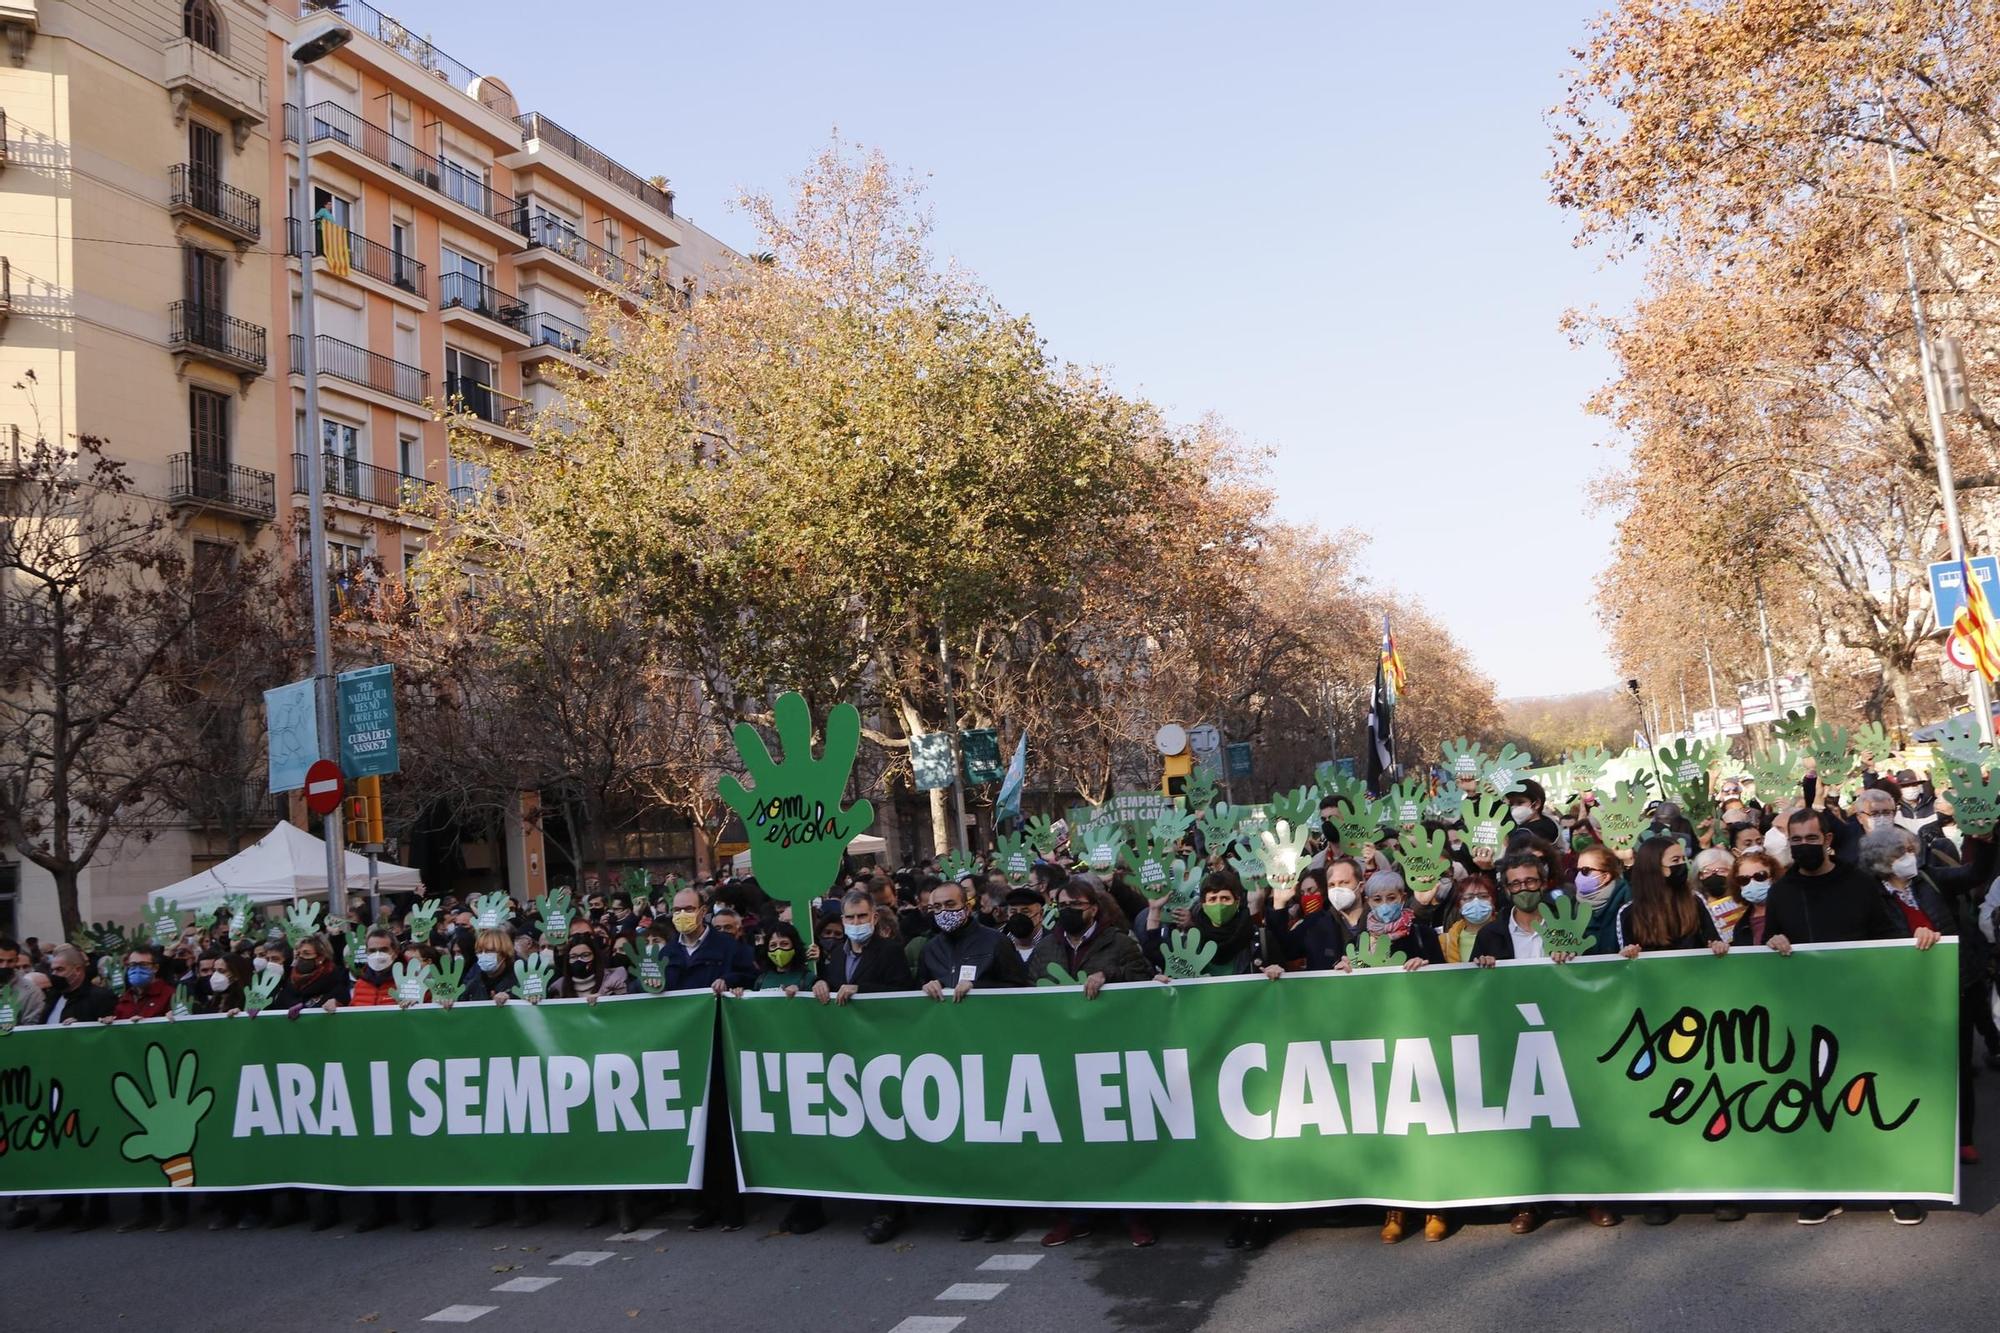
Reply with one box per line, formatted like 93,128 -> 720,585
207,971 -> 230,993
539,948 -> 555,966
1891,853 -> 1919,881
1901,786 -> 1922,803
476,951 -> 500,973
251,956 -> 274,973
1329,885 -> 1358,912
1509,804 -> 1532,822
366,950 -> 394,972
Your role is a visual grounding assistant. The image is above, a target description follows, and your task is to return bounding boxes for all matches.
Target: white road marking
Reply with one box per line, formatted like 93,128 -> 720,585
1010,1230 -> 1044,1244
549,1250 -> 615,1267
887,1319 -> 964,1333
492,1276 -> 561,1293
422,1307 -> 496,1324
978,1253 -> 1043,1272
937,1283 -> 1008,1301
607,1228 -> 665,1242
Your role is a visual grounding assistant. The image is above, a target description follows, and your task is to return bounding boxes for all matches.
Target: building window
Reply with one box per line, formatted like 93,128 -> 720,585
398,435 -> 420,477
183,244 -> 226,310
183,0 -> 222,53
446,346 -> 494,419
390,222 -> 414,289
440,155 -> 489,214
189,386 -> 230,496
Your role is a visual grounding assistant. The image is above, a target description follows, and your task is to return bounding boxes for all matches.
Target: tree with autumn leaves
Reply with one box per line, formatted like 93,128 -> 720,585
1554,0 -> 2000,732
415,140 -> 1500,855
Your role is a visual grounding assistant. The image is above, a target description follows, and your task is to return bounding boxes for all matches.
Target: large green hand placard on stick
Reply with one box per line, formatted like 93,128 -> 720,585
719,692 -> 875,929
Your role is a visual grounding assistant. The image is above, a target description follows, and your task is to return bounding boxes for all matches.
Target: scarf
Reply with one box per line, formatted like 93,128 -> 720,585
1366,906 -> 1415,939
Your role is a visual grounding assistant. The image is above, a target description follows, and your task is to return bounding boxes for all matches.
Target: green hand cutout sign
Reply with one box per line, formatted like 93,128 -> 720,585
428,953 -> 468,1006
1023,813 -> 1060,857
1183,766 -> 1220,815
280,900 -> 322,947
391,960 -> 430,1007
1151,807 -> 1195,849
243,966 -> 279,1015
343,929 -> 365,977
1440,738 -> 1488,783
1936,714 -> 1987,765
534,887 -> 574,946
1162,929 -> 1217,979
1480,744 -> 1534,798
1565,745 -> 1613,786
407,898 -> 440,942
223,895 -> 254,943
1122,834 -> 1174,901
169,982 -> 192,1019
112,1045 -> 214,1187
938,850 -> 978,884
1594,779 -> 1653,852
621,939 -> 669,994
1425,788 -> 1466,824
0,996 -> 15,1034
1077,824 -> 1125,874
1743,745 -> 1798,801
1036,963 -> 1082,988
1806,720 -> 1856,788
517,951 -> 552,1001
101,955 -> 126,998
1165,858 -> 1204,911
1536,896 -> 1595,955
1226,847 -> 1266,895
1390,826 -> 1451,887
1852,720 -> 1893,764
192,905 -> 217,936
1256,820 -> 1311,894
1196,803 -> 1238,852
1945,759 -> 2000,831
1773,706 -> 1818,747
995,832 -> 1034,884
1345,932 -> 1407,970
470,891 -> 510,932
71,921 -> 129,957
1460,795 -> 1510,853
1386,778 -> 1428,829
718,692 -> 875,928
1268,785 -> 1321,830
1328,797 -> 1382,850
147,897 -> 182,947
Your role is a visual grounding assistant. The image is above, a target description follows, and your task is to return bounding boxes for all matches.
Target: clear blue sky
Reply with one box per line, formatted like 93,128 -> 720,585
391,0 -> 1635,699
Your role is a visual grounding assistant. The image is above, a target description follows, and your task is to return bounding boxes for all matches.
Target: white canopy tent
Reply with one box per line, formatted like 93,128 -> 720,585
153,821 -> 424,911
731,832 -> 887,878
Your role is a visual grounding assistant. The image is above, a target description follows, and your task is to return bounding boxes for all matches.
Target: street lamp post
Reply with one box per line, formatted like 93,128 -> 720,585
293,21 -> 354,915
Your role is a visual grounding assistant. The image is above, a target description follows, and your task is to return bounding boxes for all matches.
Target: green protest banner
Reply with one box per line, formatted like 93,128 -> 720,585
0,993 -> 713,1195
336,664 -> 400,779
721,941 -> 1956,1209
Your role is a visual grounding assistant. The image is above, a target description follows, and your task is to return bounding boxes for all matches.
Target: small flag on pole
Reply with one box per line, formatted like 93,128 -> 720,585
314,207 -> 351,279
996,733 -> 1028,827
1953,556 -> 2000,683
1380,613 -> 1407,702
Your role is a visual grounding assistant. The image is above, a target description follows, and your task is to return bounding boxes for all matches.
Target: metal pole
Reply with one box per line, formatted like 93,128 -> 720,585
936,618 -> 970,856
1702,639 -> 1722,721
1753,573 -> 1782,740
1885,139 -> 1996,743
294,62 -> 347,915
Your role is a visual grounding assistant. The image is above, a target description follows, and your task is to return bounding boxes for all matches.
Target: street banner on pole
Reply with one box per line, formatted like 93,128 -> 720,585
336,664 -> 400,779
0,993 -> 714,1195
959,728 -> 1002,784
722,942 -> 1956,1209
909,732 -> 955,791
263,677 -> 318,793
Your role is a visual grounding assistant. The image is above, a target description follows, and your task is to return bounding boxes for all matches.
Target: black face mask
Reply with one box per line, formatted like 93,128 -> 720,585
1002,914 -> 1036,941
1057,906 -> 1088,935
1662,863 -> 1687,888
1791,844 -> 1827,872
44,972 -> 67,995
1698,873 -> 1728,897
568,957 -> 594,978
0,966 -> 13,984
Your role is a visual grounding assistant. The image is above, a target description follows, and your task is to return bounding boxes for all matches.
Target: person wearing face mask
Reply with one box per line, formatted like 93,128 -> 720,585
919,878 -> 1027,1001
1324,855 -> 1368,937
1567,846 -> 1630,955
0,935 -> 47,1027
1029,881 -> 1153,996
190,951 -> 249,1015
1265,866 -> 1351,971
1692,847 -> 1744,938
753,922 -> 814,993
1440,873 -> 1499,963
1508,780 -> 1562,843
1001,886 -> 1047,965
1338,871 -> 1441,973
43,944 -> 115,1025
1472,854 -> 1576,966
1728,851 -> 1783,946
110,944 -> 176,1020
1763,808 -> 1904,956
1145,871 -> 1264,977
661,888 -> 757,995
458,929 -> 518,1004
552,934 -> 629,1000
1613,838 -> 1727,959
344,929 -> 403,1008
276,932 -> 351,1014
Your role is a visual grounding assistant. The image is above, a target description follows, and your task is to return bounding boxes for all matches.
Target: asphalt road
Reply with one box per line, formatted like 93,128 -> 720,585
9,1094 -> 1998,1333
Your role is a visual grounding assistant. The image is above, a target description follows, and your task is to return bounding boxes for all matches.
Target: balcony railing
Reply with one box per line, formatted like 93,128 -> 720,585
289,334 -> 429,405
169,301 -> 268,373
167,453 -> 277,520
169,164 -> 261,242
447,377 -> 532,430
285,102 -> 522,225
507,208 -> 637,284
304,0 -> 484,92
515,112 -> 674,218
439,271 -> 528,333
186,780 -> 291,830
527,310 -> 590,356
286,217 -> 426,297
292,451 -> 434,509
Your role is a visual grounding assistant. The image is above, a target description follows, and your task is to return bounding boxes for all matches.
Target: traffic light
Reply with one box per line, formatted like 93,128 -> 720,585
1162,749 -> 1194,798
345,774 -> 385,847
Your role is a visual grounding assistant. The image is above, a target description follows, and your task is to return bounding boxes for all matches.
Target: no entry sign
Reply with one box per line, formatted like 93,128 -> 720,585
304,759 -> 346,816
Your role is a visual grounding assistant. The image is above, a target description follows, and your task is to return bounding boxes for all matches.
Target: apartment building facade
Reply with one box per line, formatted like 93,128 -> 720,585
0,0 -> 733,940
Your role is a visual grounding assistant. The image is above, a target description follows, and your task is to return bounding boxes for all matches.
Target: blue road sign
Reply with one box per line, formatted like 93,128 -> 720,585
1928,556 -> 2000,632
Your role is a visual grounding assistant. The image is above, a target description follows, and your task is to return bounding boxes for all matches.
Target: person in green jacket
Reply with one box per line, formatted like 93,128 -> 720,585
1572,843 -> 1632,956
754,922 -> 815,992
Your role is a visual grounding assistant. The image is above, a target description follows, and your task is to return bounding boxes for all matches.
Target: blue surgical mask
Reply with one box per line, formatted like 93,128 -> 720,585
1741,877 -> 1771,904
1370,901 -> 1403,924
843,922 -> 875,943
1574,871 -> 1602,895
125,965 -> 154,989
1460,898 -> 1493,925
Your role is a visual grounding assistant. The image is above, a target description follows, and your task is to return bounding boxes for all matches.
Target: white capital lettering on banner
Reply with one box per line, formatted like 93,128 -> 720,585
999,1054 -> 1060,1143
641,1051 -> 686,1132
1126,1050 -> 1195,1141
784,1052 -> 827,1136
547,1055 -> 591,1133
369,1062 -> 392,1136
1503,1022 -> 1579,1129
1328,1039 -> 1387,1134
444,1057 -> 482,1134
1450,1035 -> 1506,1132
738,1050 -> 775,1133
1218,1043 -> 1273,1139
486,1058 -> 549,1135
233,1065 -> 281,1137
1384,1039 -> 1455,1136
902,1053 -> 960,1143
276,1063 -> 318,1135
318,1064 -> 358,1137
961,1055 -> 1003,1143
406,1059 -> 442,1136
824,1053 -> 864,1136
861,1053 -> 906,1140
593,1054 -> 647,1133
1275,1040 -> 1345,1139
1075,1052 -> 1125,1142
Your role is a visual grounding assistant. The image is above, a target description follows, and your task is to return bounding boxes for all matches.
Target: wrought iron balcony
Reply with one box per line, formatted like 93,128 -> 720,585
286,217 -> 426,297
446,377 -> 532,430
292,451 -> 435,510
527,310 -> 590,356
439,271 -> 529,334
289,333 -> 429,405
169,164 -> 261,242
507,208 -> 638,285
167,453 -> 277,521
169,301 -> 267,375
516,111 -> 674,218
285,101 -> 521,226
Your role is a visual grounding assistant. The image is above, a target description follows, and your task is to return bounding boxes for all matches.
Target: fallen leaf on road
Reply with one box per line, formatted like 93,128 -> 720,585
627,1311 -> 640,1319
491,1264 -> 516,1273
357,1316 -> 380,1325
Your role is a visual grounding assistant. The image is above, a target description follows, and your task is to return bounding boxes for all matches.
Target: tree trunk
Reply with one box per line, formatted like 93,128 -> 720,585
1882,657 -> 1920,740
929,786 -> 951,861
57,863 -> 83,940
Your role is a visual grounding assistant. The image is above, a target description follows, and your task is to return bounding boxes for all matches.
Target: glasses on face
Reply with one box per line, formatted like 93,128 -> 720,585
1504,877 -> 1543,891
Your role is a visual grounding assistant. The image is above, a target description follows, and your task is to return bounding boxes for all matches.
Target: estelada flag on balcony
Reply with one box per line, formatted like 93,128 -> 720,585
314,208 -> 351,279
1953,555 -> 2000,683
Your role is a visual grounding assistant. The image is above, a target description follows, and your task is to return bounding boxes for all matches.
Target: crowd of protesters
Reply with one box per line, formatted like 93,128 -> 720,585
3,757 -> 1988,1247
